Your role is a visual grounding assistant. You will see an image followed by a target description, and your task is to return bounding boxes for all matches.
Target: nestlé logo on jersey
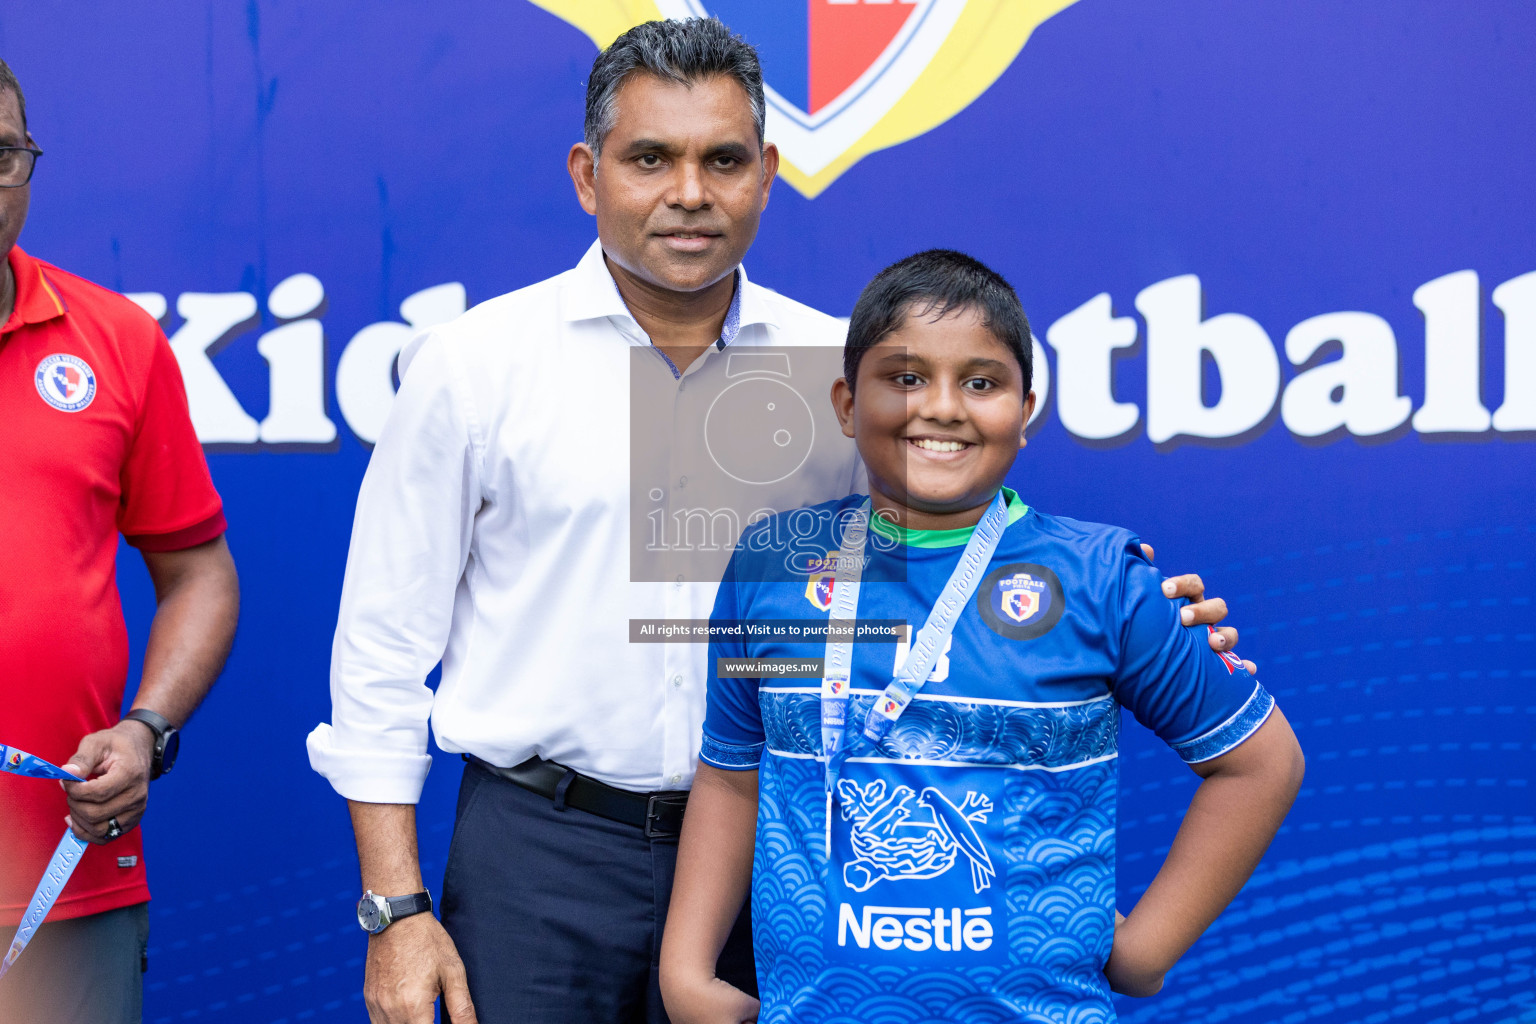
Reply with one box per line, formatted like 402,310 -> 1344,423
34,354 -> 97,413
827,764 -> 1007,964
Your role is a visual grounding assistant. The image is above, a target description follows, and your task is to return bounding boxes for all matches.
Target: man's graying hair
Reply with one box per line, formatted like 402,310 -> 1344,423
0,59 -> 26,132
584,19 -> 764,157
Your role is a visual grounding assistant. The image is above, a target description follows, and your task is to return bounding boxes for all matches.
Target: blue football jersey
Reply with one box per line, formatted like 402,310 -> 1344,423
702,490 -> 1273,1024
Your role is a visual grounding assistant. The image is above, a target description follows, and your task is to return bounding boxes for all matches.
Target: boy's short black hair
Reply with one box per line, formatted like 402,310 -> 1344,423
843,249 -> 1032,396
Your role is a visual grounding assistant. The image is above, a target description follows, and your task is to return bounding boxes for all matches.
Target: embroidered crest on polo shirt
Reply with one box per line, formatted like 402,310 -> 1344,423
34,354 -> 97,413
977,563 -> 1065,641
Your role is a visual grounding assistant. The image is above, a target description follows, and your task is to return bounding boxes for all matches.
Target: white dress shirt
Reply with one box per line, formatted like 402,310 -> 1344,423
307,241 -> 859,801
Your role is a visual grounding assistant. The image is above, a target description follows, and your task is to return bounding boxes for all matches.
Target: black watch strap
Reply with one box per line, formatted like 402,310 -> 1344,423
125,708 -> 172,737
386,891 -> 433,922
123,709 -> 177,780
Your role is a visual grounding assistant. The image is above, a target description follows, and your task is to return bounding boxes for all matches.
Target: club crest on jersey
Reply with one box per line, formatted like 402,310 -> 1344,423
5,751 -> 20,769
977,562 -> 1065,641
995,572 -> 1049,623
531,0 -> 1079,197
805,550 -> 841,611
34,354 -> 97,413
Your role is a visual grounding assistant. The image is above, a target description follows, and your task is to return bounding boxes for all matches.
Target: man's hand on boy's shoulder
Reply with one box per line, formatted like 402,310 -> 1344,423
1140,544 -> 1258,675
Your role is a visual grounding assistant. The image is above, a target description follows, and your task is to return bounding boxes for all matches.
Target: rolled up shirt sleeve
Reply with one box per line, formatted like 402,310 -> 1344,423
306,330 -> 483,803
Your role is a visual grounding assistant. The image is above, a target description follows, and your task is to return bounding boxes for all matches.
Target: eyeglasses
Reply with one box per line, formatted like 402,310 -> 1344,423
0,147 -> 42,188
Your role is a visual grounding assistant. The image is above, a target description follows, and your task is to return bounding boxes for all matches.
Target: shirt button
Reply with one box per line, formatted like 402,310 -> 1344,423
678,476 -> 687,488
675,574 -> 685,585
670,774 -> 682,785
672,675 -> 683,688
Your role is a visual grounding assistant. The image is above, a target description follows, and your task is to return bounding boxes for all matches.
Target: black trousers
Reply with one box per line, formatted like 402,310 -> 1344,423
441,760 -> 755,1024
0,902 -> 148,1024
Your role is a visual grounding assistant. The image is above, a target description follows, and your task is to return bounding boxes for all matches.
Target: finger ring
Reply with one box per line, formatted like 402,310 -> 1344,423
107,817 -> 123,839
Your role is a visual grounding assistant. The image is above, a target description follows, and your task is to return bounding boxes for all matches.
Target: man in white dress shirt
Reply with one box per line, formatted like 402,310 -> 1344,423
307,18 -> 1246,1024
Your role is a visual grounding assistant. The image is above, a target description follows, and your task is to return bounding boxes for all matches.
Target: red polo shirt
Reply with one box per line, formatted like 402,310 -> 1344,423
0,246 -> 225,925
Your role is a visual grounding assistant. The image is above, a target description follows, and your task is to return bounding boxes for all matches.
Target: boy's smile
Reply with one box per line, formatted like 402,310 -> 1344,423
832,306 -> 1036,531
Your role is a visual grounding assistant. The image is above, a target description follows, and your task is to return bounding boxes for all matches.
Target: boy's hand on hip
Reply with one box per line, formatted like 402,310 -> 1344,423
1104,910 -> 1168,998
364,913 -> 477,1024
664,974 -> 760,1024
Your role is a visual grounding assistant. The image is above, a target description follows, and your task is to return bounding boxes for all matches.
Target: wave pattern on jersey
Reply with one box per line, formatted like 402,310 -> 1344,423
753,755 -> 1119,1023
761,690 -> 1119,767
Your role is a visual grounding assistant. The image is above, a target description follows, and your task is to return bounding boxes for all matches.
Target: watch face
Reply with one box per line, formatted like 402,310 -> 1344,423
160,730 -> 180,773
357,895 -> 384,933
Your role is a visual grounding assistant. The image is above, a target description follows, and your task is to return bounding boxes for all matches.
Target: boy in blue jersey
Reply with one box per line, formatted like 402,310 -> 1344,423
660,250 -> 1305,1024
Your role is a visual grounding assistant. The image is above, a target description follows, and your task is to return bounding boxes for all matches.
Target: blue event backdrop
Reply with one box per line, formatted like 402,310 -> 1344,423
2,2 -> 1533,1022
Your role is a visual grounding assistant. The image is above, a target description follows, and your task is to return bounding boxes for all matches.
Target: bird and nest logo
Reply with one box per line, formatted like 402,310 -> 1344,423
828,771 -> 1008,962
531,0 -> 1078,197
836,777 -> 996,894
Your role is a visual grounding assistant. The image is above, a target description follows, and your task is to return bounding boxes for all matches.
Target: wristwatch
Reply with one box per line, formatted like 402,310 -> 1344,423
123,709 -> 179,780
356,890 -> 433,934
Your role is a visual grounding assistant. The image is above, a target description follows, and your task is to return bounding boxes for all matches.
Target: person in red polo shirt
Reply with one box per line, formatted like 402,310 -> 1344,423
0,60 -> 240,1024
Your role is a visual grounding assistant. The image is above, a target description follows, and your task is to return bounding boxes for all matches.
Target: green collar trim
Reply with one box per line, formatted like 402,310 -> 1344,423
868,487 -> 1028,549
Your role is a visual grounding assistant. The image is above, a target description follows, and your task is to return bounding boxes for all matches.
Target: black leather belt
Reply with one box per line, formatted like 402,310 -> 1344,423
466,755 -> 689,840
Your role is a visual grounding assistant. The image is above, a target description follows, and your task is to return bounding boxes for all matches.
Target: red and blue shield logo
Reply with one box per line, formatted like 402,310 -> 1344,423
805,550 -> 841,610
34,354 -> 98,413
533,0 -> 1079,196
704,0 -> 927,117
994,572 -> 1048,624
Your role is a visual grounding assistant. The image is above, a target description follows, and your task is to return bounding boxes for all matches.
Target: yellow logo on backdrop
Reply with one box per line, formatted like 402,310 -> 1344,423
530,0 -> 1078,198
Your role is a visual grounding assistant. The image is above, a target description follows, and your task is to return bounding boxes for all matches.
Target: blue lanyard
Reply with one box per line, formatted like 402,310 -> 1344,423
3,745 -> 85,782
819,501 -> 870,792
818,490 -> 1010,788
864,491 -> 1009,743
0,745 -> 89,981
